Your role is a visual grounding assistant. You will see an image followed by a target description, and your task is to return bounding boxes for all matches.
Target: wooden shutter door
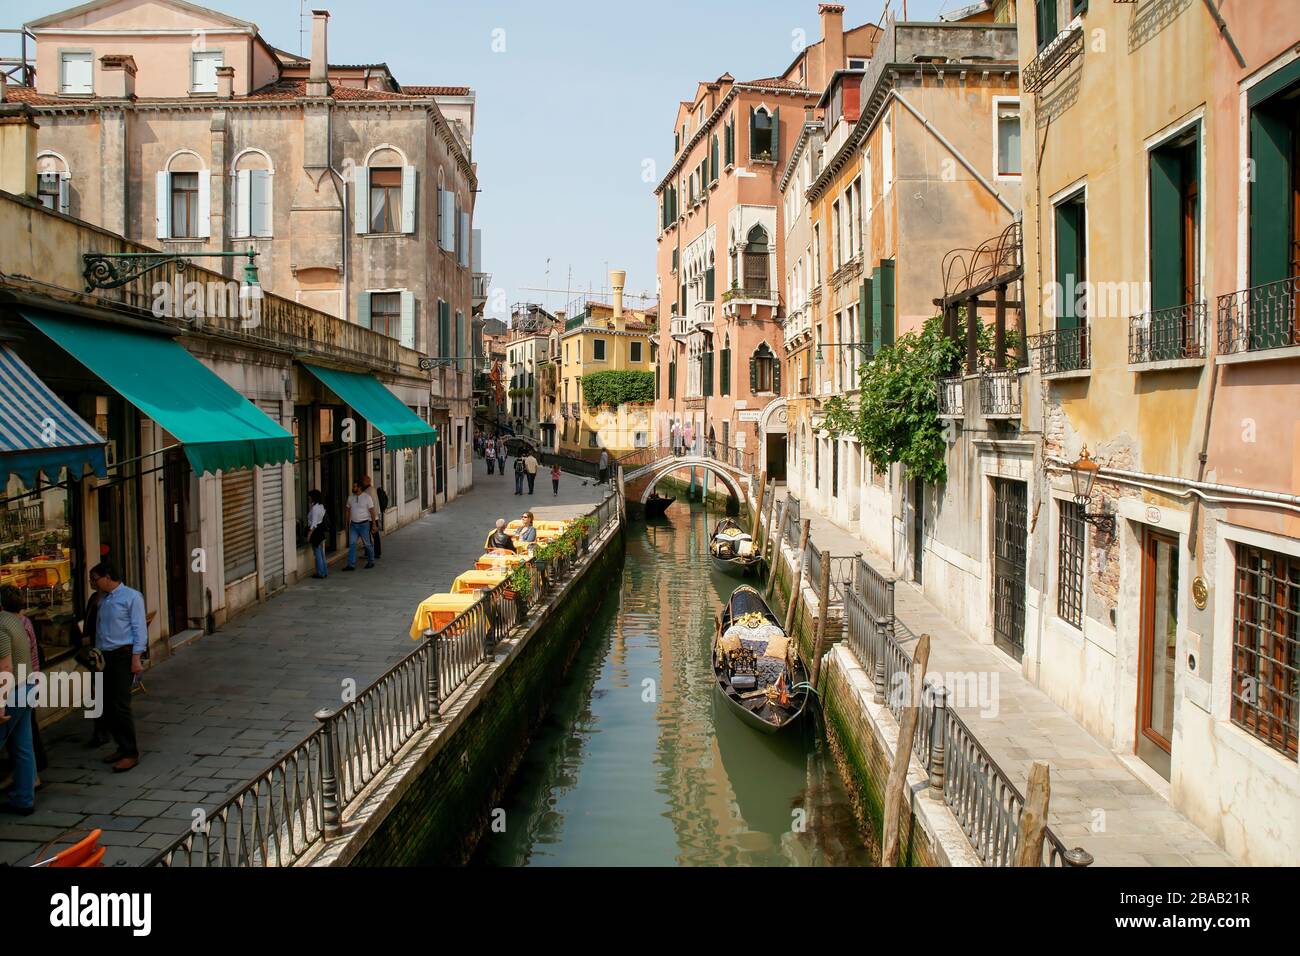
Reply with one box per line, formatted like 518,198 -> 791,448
221,469 -> 257,582
1149,149 -> 1184,359
1055,202 -> 1082,331
257,402 -> 286,591
880,259 -> 896,348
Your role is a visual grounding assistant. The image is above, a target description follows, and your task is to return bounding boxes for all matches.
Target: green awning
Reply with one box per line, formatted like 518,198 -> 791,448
302,363 -> 438,450
24,311 -> 294,475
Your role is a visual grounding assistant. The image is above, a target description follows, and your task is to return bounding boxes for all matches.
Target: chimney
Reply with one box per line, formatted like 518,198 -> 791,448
98,54 -> 137,99
0,101 -> 39,198
307,9 -> 331,97
216,65 -> 234,99
610,269 -> 626,329
818,3 -> 846,91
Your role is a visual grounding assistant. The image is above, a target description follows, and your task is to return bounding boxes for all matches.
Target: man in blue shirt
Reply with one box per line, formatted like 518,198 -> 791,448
90,562 -> 145,772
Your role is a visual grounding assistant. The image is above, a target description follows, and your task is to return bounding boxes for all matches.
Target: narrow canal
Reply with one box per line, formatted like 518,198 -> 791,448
472,498 -> 871,867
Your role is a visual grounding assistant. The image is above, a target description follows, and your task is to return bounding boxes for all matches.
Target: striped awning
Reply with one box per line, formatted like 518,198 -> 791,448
0,343 -> 108,487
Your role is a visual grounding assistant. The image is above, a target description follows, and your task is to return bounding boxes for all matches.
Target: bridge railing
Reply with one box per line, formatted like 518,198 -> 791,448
146,491 -> 623,868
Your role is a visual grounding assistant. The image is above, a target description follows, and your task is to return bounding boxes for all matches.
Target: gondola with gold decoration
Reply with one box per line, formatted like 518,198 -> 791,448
712,585 -> 809,734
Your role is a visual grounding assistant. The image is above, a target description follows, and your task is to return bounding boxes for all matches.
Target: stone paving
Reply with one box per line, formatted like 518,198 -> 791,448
0,458 -> 605,866
777,491 -> 1234,865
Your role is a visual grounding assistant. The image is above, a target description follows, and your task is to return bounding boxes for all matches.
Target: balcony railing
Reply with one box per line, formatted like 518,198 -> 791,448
937,376 -> 964,417
1030,326 -> 1090,375
1217,277 -> 1300,356
1128,301 -> 1206,364
1023,25 -> 1084,94
472,272 -> 491,306
670,315 -> 691,339
979,369 -> 1021,417
691,301 -> 715,331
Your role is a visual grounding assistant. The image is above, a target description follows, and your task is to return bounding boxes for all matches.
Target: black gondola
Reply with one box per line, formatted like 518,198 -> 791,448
644,492 -> 675,518
712,585 -> 809,734
709,517 -> 760,575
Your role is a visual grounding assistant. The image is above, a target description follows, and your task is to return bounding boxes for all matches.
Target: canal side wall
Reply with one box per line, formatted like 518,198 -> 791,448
307,519 -> 626,867
761,522 -> 976,867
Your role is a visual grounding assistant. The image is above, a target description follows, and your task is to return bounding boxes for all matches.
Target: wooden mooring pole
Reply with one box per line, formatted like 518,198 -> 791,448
784,519 -> 811,635
760,483 -> 777,577
808,552 -> 833,688
1014,761 -> 1051,867
751,469 -> 768,541
882,632 -> 931,867
765,498 -> 787,601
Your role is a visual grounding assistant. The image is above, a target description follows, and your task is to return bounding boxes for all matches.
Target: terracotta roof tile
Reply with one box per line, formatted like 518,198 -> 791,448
403,85 -> 471,96
4,81 -> 443,105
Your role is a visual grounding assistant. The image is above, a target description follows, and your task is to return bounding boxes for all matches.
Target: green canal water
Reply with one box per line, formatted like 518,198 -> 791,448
472,502 -> 871,867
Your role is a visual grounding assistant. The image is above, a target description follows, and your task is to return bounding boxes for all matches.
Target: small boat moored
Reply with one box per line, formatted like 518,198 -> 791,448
644,492 -> 675,518
712,585 -> 809,734
708,516 -> 760,575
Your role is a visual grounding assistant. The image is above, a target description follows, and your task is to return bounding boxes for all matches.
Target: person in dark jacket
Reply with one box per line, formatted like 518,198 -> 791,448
488,519 -> 516,552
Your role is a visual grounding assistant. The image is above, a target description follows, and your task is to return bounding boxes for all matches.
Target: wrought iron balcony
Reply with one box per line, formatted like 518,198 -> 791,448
1023,25 -> 1084,94
1217,277 -> 1300,356
1128,301 -> 1207,364
937,376 -> 964,418
979,369 -> 1021,418
1030,326 -> 1090,376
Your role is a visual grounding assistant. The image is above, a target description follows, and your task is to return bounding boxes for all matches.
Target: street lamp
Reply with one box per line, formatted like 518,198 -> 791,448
83,248 -> 261,293
1068,445 -> 1115,534
814,342 -> 875,366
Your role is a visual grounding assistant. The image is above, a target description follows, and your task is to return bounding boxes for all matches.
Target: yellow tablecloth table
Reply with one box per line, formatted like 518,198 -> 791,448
409,592 -> 481,639
451,568 -> 508,594
506,519 -> 569,533
475,552 -> 532,571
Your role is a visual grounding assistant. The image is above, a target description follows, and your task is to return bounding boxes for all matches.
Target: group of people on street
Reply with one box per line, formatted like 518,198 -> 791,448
670,421 -> 696,456
1,561 -> 147,816
305,473 -> 387,578
482,434 -> 507,475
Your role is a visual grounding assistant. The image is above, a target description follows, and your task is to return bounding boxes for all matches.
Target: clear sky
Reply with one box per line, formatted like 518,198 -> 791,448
17,0 -> 958,320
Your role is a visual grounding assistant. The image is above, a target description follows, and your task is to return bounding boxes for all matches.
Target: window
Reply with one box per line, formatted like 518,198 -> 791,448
813,223 -> 822,284
170,172 -> 200,239
630,341 -> 643,363
744,225 -> 770,293
1057,500 -> 1084,628
1054,192 -> 1088,360
370,167 -> 403,233
438,299 -> 451,357
848,57 -> 867,70
370,292 -> 401,338
750,106 -> 778,161
191,50 -> 224,93
720,337 -> 731,396
1146,126 -> 1202,359
750,342 -> 778,394
1034,0 -> 1059,51
37,171 -> 66,213
1231,543 -> 1299,760
849,177 -> 861,258
232,154 -> 273,238
831,200 -> 842,269
997,101 -> 1022,176
438,188 -> 455,249
59,51 -> 93,95
882,113 -> 894,194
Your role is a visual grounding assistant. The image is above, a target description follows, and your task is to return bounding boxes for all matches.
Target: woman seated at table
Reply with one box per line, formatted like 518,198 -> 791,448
513,512 -> 538,550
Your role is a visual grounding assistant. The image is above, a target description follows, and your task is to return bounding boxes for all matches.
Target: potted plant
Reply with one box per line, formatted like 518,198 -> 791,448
504,565 -> 533,622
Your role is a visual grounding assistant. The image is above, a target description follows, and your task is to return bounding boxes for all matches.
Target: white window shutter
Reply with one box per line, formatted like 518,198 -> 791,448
399,290 -> 416,349
58,174 -> 70,215
459,211 -> 470,267
356,291 -> 372,329
251,169 -> 272,237
234,169 -> 251,238
354,166 -> 370,235
401,166 -> 416,234
197,169 -> 212,238
439,189 -> 455,251
155,171 -> 170,239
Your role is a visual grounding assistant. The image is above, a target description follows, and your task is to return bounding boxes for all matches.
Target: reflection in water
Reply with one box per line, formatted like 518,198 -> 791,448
472,503 -> 870,867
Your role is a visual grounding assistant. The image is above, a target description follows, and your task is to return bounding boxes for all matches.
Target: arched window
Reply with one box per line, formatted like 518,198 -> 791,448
157,150 -> 209,240
744,224 -> 770,293
231,149 -> 273,238
749,342 -> 779,395
36,151 -> 70,214
750,106 -> 776,161
356,145 -> 414,236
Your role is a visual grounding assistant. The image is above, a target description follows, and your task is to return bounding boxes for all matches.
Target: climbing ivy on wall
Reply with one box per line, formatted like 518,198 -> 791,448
580,370 -> 655,409
821,313 -> 1007,485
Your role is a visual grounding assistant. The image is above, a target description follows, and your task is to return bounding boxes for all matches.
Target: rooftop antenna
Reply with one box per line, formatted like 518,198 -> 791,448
299,0 -> 307,57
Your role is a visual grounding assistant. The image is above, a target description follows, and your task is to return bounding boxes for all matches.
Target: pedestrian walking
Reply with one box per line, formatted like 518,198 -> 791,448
496,441 -> 507,476
524,451 -> 539,494
343,480 -> 376,570
551,463 -> 561,496
363,474 -> 387,559
0,595 -> 37,813
671,421 -> 680,456
486,437 -> 496,474
684,422 -> 695,455
513,455 -> 526,495
307,489 -> 329,579
1,586 -> 45,782
88,562 -> 146,774
598,448 -> 610,485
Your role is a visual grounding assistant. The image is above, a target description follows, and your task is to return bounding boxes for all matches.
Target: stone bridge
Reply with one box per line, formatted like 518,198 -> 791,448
618,440 -> 756,515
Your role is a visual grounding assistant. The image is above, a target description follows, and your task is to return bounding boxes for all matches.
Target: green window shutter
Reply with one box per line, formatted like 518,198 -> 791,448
1248,59 -> 1300,109
705,266 -> 715,301
1149,147 -> 1184,312
749,107 -> 757,159
749,354 -> 758,392
438,300 -> 450,356
726,119 -> 734,166
711,135 -> 719,182
1035,0 -> 1057,50
720,347 -> 730,395
1054,201 -> 1083,330
357,291 -> 372,330
1249,106 -> 1293,289
772,107 -> 780,162
859,278 -> 872,351
870,268 -> 884,352
668,360 -> 676,399
703,350 -> 714,396
880,259 -> 895,347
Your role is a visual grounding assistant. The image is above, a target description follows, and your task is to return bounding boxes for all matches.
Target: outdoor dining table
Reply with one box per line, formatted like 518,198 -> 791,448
450,568 -> 509,594
409,592 -> 481,639
474,552 -> 532,571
